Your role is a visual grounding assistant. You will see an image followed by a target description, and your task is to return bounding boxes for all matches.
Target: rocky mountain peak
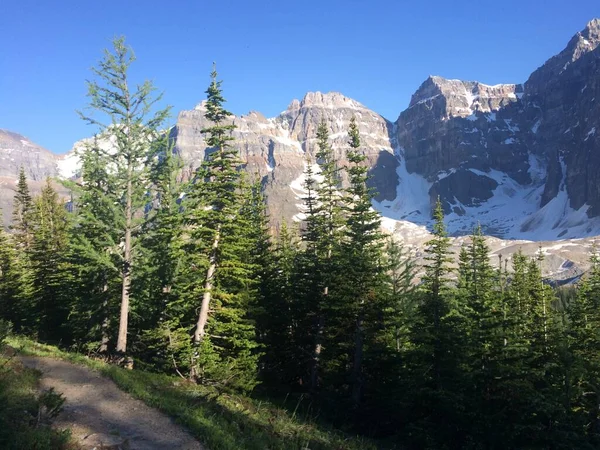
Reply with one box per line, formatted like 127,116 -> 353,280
582,18 -> 600,44
565,18 -> 600,61
287,91 -> 365,111
406,75 -> 522,121
526,18 -> 600,93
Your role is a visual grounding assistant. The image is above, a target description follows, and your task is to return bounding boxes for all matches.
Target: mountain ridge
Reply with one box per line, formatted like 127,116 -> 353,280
2,19 -> 600,245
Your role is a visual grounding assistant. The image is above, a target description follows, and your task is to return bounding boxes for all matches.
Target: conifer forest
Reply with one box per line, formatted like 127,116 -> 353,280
4,38 -> 600,450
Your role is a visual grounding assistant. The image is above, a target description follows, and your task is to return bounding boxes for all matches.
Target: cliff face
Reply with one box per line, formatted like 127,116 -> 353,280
381,19 -> 600,239
172,92 -> 395,228
524,18 -> 600,215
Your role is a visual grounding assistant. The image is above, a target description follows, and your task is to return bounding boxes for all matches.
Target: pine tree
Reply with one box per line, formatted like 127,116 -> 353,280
68,137 -> 122,352
183,66 -> 260,390
11,167 -> 34,251
329,116 -> 386,407
79,37 -> 171,354
257,221 -> 302,384
405,198 -> 468,447
133,135 -> 185,369
28,178 -> 72,343
299,120 -> 346,393
457,226 -> 506,445
188,64 -> 239,347
567,247 -> 600,444
385,237 -> 416,353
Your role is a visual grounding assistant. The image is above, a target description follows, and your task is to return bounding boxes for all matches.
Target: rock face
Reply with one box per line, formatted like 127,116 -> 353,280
524,18 -> 600,215
386,18 -> 600,239
397,77 -> 527,184
172,92 -> 395,228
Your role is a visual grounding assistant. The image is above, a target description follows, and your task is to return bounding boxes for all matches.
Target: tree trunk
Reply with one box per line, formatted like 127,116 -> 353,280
116,167 -> 133,354
310,314 -> 324,392
193,227 -> 220,344
352,308 -> 365,406
99,281 -> 110,353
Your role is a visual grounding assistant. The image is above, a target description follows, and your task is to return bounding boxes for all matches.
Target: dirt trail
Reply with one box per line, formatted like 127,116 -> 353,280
19,356 -> 204,450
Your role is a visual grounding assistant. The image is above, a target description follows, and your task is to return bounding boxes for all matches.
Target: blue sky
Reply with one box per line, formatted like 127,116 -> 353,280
1,0 -> 599,154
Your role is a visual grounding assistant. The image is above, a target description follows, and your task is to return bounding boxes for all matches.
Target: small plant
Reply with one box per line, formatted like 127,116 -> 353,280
37,388 -> 66,425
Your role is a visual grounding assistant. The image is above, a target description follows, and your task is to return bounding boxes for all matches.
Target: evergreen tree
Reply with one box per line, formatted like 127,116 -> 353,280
385,237 -> 416,353
327,116 -> 386,407
133,136 -> 185,368
405,198 -> 467,448
567,247 -> 600,444
10,167 -> 34,251
28,179 -> 72,343
68,137 -> 122,352
0,214 -> 20,327
257,221 -> 303,384
182,66 -> 260,390
79,37 -> 171,354
298,120 -> 346,393
457,226 -> 506,445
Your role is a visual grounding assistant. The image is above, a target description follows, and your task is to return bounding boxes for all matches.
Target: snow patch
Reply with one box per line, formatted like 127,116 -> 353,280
585,127 -> 596,141
57,153 -> 80,179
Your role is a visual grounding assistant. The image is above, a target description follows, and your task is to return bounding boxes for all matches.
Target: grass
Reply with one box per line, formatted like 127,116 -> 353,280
0,348 -> 75,449
8,335 -> 378,450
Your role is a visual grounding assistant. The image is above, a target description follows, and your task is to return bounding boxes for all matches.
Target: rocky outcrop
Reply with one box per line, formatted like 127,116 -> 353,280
172,92 -> 395,227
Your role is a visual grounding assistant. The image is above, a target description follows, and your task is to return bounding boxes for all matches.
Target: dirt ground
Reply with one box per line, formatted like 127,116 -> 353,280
19,356 -> 204,450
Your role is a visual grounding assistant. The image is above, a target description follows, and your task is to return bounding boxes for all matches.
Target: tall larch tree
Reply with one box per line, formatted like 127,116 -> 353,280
79,37 -> 171,354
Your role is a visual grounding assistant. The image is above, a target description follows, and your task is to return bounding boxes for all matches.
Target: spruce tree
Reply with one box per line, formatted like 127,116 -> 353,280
330,116 -> 386,407
188,65 -> 239,347
133,135 -> 185,368
257,221 -> 302,384
298,120 -> 345,393
567,247 -> 600,444
457,226 -> 506,445
183,66 -> 260,390
11,167 -> 34,251
28,178 -> 72,343
0,214 -> 20,327
68,137 -> 122,352
405,198 -> 467,447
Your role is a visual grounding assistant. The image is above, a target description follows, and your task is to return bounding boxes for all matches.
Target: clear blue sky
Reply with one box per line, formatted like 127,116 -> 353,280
1,0 -> 599,154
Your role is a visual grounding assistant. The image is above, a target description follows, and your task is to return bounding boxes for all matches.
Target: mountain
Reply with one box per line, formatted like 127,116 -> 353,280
2,19 -> 600,277
170,19 -> 600,242
172,91 -> 396,229
0,130 -> 74,228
